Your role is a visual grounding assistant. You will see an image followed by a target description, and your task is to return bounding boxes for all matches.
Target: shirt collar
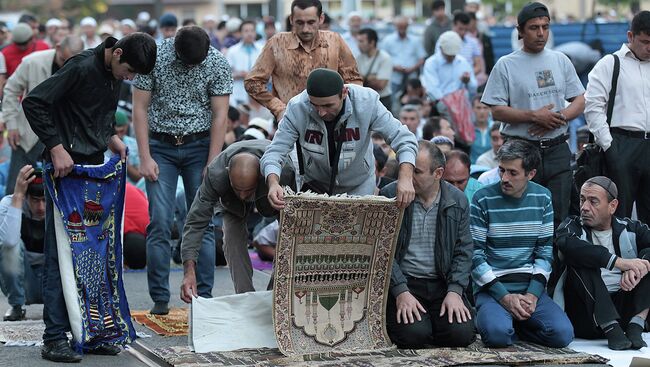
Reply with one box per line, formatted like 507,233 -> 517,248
287,30 -> 327,51
620,43 -> 648,62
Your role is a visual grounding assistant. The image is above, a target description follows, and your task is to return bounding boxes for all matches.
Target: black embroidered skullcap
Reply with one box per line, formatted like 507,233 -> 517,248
306,68 -> 344,97
584,176 -> 618,200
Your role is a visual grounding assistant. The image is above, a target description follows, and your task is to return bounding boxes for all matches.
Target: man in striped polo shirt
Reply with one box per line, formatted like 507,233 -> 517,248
470,139 -> 574,348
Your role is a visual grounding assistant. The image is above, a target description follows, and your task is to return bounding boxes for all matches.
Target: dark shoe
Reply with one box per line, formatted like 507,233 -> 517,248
87,344 -> 121,355
150,301 -> 169,315
626,323 -> 648,350
604,322 -> 632,350
41,339 -> 82,363
3,305 -> 26,321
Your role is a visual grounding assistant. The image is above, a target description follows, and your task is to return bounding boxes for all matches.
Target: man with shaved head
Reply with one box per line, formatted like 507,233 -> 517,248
180,139 -> 295,301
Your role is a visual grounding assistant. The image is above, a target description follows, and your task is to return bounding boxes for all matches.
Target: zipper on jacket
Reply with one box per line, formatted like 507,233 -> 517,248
70,124 -> 78,149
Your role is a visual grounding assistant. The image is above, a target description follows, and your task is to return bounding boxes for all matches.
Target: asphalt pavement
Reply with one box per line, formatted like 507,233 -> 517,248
0,265 -> 272,367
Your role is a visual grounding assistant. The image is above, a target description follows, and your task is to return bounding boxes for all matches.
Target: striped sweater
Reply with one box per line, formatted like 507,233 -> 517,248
470,181 -> 554,301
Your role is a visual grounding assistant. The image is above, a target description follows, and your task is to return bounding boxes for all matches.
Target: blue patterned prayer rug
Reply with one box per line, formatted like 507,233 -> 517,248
44,154 -> 136,352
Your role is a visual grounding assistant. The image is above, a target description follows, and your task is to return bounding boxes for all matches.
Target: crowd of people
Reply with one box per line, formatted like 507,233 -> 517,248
0,0 -> 648,363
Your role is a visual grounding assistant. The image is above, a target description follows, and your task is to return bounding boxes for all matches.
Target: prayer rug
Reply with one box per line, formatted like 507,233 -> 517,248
46,155 -> 136,352
131,308 -> 189,336
273,191 -> 402,356
148,341 -> 609,367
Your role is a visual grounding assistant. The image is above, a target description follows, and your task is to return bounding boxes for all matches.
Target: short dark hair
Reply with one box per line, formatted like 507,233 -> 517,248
358,28 -> 378,45
373,144 -> 388,171
19,13 -> 37,24
182,19 -> 196,26
323,12 -> 331,25
406,78 -> 422,90
113,32 -> 157,74
445,149 -> 470,172
496,139 -> 540,173
490,122 -> 502,134
472,93 -> 483,106
291,0 -> 323,17
433,0 -> 445,11
453,11 -> 471,25
418,140 -> 446,173
175,26 -> 210,65
467,12 -> 477,21
228,106 -> 240,121
422,116 -> 442,141
240,20 -> 256,32
631,10 -> 650,36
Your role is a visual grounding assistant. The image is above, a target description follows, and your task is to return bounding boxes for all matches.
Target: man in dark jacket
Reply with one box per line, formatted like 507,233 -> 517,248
180,139 -> 295,300
553,176 -> 650,351
23,33 -> 157,363
379,140 -> 475,348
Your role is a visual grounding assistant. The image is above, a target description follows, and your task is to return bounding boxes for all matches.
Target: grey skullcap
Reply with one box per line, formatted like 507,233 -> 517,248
12,23 -> 33,44
584,176 -> 618,200
306,68 -> 344,97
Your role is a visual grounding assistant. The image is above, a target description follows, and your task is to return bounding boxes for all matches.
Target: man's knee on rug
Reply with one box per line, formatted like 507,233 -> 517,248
380,141 -> 475,348
388,313 -> 434,348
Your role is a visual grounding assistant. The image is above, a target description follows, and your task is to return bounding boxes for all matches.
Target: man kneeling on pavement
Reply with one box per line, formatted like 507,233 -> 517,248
381,140 -> 476,348
552,176 -> 650,350
0,165 -> 45,321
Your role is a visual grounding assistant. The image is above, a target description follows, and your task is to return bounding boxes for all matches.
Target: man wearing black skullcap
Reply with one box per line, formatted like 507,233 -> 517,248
481,2 -> 585,229
551,176 -> 650,350
261,68 -> 418,209
0,165 -> 45,322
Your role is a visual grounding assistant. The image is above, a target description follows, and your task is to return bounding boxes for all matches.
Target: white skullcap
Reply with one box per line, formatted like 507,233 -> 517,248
80,17 -> 97,27
438,31 -> 463,56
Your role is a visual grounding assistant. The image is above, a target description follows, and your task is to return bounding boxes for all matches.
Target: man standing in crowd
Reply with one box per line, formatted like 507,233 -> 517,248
422,31 -> 476,106
2,23 -> 49,78
0,165 -> 45,321
476,122 -> 503,169
585,11 -> 650,225
245,0 -> 361,121
342,12 -> 362,56
471,139 -> 574,348
434,12 -> 483,82
481,2 -> 585,227
381,141 -> 475,349
262,68 -> 417,208
24,32 -> 156,363
79,17 -> 100,49
3,36 -> 84,195
470,95 -> 493,163
180,139 -> 294,298
423,0 -> 451,57
133,26 -> 232,316
399,104 -> 422,139
226,20 -> 263,106
356,28 -> 393,111
381,16 -> 426,110
553,176 -> 650,350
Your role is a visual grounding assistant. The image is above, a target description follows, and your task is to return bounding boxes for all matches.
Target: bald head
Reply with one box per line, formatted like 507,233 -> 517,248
56,35 -> 84,67
228,153 -> 261,201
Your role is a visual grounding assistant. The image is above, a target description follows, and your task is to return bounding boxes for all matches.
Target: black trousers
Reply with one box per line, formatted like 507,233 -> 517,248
386,277 -> 476,348
564,266 -> 650,339
606,132 -> 650,224
507,138 -> 573,228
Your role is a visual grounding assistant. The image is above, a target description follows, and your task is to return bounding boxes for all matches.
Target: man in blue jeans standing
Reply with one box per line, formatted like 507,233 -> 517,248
133,26 -> 232,315
470,139 -> 574,348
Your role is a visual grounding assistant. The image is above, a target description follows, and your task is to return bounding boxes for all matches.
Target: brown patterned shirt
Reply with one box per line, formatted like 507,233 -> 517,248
244,31 -> 363,119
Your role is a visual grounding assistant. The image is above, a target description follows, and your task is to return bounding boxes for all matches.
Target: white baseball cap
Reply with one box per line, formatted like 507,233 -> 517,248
80,17 -> 97,27
45,18 -> 63,28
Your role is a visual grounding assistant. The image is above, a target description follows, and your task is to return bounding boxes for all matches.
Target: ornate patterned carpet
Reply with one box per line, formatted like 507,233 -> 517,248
273,192 -> 403,356
131,308 -> 189,336
149,341 -> 609,367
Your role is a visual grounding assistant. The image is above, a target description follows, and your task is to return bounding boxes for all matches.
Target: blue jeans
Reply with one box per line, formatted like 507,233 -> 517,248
0,242 -> 43,306
43,189 -> 71,343
146,137 -> 215,303
475,291 -> 574,348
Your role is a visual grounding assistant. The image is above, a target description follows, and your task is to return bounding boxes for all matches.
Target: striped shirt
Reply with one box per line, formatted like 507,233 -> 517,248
400,191 -> 441,279
470,181 -> 554,301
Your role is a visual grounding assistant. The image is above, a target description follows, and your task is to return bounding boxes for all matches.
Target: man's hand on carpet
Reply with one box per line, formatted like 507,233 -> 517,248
620,270 -> 641,291
520,293 -> 538,315
181,262 -> 198,303
440,291 -> 471,324
50,144 -> 74,178
500,294 -> 530,321
396,291 -> 426,324
267,175 -> 285,210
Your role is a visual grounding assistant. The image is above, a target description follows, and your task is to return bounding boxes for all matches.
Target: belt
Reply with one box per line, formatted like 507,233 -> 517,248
150,130 -> 210,146
611,127 -> 650,139
505,134 -> 568,149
